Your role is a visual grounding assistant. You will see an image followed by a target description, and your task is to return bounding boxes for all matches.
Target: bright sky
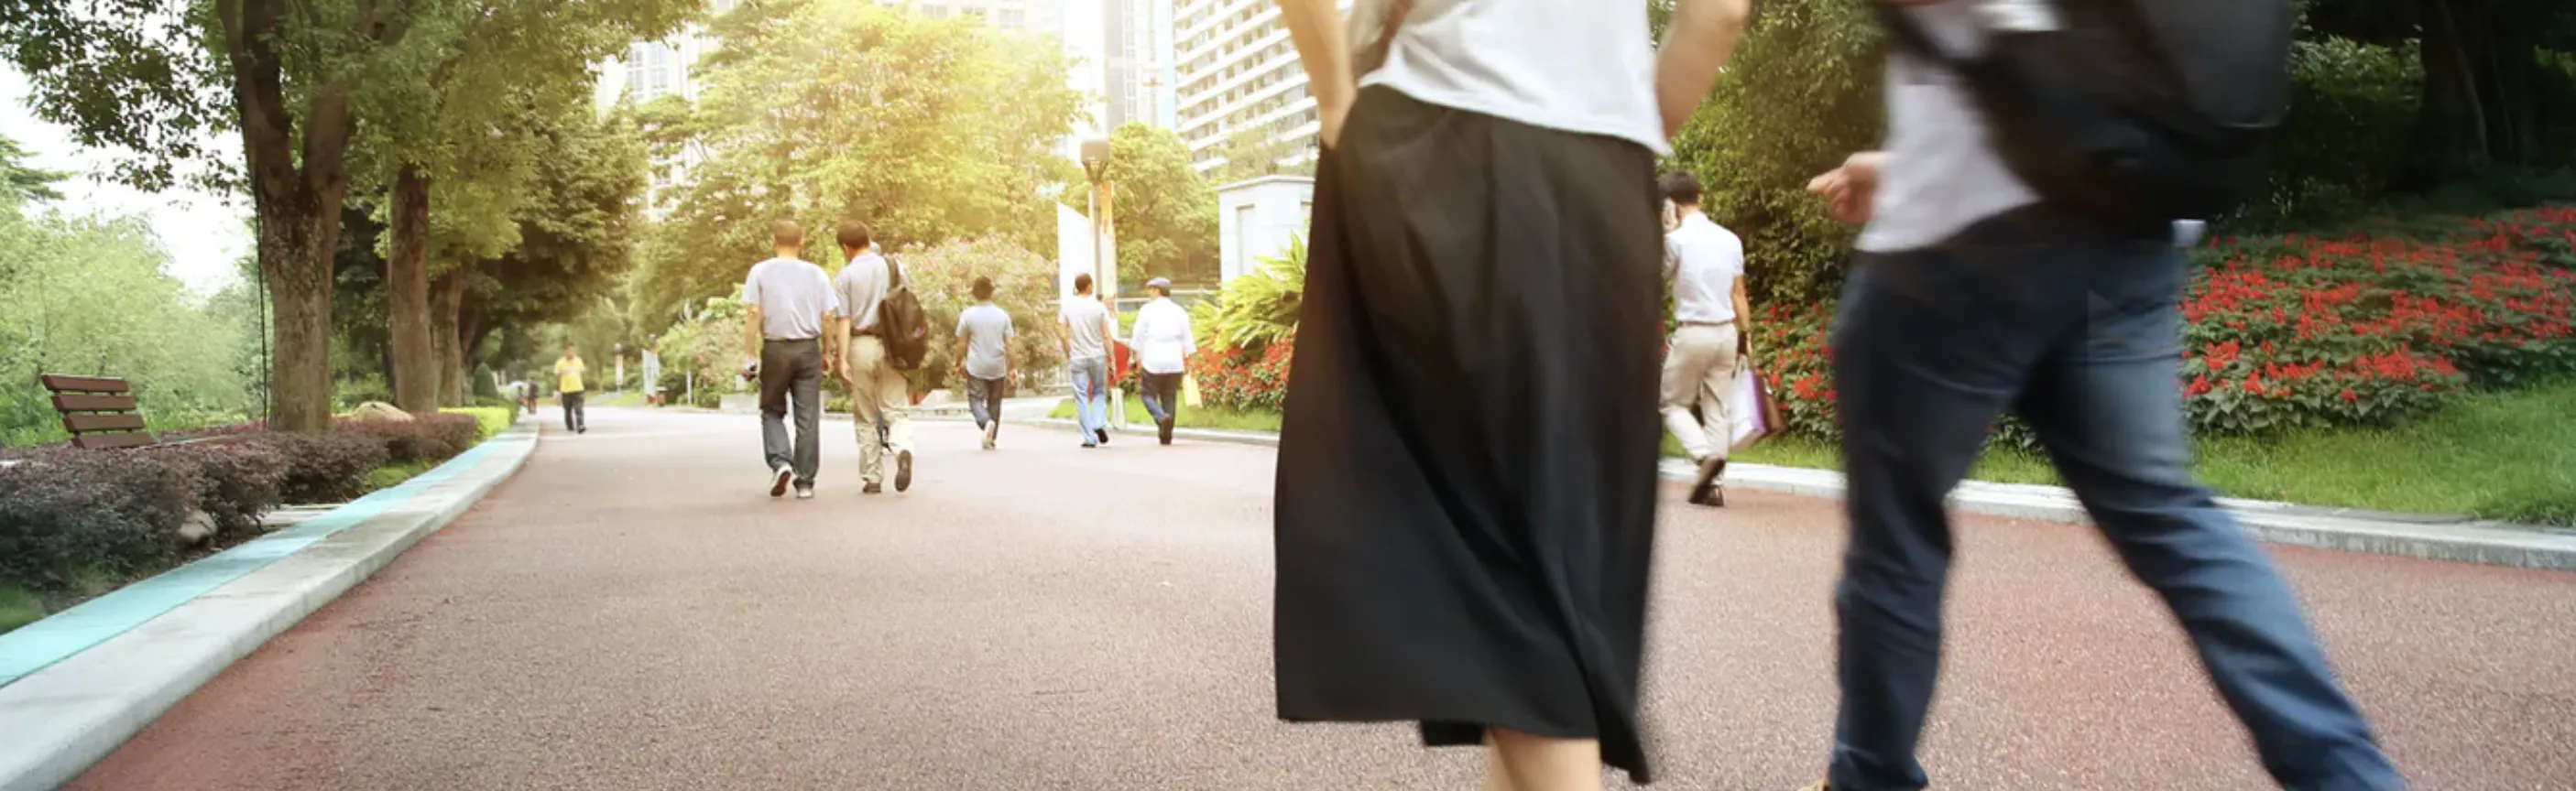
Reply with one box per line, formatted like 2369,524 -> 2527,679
1,64 -> 253,296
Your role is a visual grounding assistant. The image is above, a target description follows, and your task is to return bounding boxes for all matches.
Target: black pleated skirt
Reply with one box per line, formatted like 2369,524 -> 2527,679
1272,87 -> 1666,784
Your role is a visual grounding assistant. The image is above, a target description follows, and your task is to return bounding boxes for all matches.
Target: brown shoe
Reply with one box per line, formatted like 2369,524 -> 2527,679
1792,782 -> 1829,791
1687,456 -> 1728,506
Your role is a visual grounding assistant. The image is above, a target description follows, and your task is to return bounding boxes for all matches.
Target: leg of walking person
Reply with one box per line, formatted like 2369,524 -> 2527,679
2015,246 -> 2404,791
573,392 -> 587,432
1827,240 -> 2065,791
788,341 -> 822,493
1070,358 -> 1104,447
1139,372 -> 1171,426
1486,727 -> 1604,791
1660,326 -> 1723,461
871,349 -> 915,492
759,341 -> 797,495
847,337 -> 889,491
562,393 -> 576,432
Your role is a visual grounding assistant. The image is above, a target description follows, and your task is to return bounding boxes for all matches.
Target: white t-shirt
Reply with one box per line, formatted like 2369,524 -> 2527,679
1351,0 -> 1667,156
1059,296 -> 1114,362
1855,2 -> 2038,254
1127,298 -> 1197,374
1664,212 -> 1744,325
741,256 -> 839,341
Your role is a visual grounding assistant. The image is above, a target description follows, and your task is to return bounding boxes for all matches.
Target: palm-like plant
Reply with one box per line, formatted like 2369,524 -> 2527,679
1192,234 -> 1307,352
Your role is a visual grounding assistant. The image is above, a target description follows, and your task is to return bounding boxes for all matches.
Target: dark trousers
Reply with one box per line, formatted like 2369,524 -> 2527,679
965,375 -> 1005,432
1139,371 -> 1184,425
559,391 -> 584,432
1826,208 -> 2403,791
759,339 -> 824,486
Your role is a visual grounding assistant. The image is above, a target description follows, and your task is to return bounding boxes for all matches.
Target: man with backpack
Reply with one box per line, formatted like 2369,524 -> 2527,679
826,218 -> 924,493
1789,2 -> 2404,789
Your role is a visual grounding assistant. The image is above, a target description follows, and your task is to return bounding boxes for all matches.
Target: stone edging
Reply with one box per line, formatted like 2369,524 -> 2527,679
0,418 -> 541,791
1036,418 -> 2576,572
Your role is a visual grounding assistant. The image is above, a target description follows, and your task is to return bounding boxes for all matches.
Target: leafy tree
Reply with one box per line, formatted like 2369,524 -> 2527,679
888,234 -> 1068,396
0,0 -> 422,431
1081,122 -> 1218,287
0,135 -> 67,201
629,0 -> 1086,330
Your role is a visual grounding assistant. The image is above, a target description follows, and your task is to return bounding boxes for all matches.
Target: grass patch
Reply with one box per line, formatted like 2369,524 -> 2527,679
1047,397 -> 1286,433
362,459 -> 440,493
0,585 -> 43,634
440,406 -> 513,441
591,391 -> 648,408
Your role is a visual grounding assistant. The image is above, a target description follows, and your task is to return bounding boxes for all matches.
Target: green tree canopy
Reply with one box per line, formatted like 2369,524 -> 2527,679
0,135 -> 68,201
1091,122 -> 1218,287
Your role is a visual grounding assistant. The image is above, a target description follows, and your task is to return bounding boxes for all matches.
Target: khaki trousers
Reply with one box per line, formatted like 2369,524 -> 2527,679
843,335 -> 913,484
1661,322 -> 1739,461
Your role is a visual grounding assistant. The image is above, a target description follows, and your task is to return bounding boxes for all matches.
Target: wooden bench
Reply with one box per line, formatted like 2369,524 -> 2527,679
39,374 -> 161,450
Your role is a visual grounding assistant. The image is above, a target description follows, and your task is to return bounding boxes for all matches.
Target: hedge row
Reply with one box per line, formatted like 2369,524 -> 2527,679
1,413 -> 489,596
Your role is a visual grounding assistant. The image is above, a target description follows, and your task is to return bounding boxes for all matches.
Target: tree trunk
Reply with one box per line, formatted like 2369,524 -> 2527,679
256,205 -> 337,432
431,267 -> 470,406
387,164 -> 439,415
459,302 -> 490,405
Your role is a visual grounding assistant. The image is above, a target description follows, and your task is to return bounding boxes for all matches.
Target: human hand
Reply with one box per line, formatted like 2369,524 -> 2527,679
1317,82 -> 1354,149
1806,151 -> 1884,225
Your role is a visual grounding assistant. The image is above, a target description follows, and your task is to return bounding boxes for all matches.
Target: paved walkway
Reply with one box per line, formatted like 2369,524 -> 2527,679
69,408 -> 2576,789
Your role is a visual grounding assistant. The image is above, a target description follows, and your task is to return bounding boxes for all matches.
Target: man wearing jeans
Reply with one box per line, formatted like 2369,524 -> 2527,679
1126,276 -> 1196,445
1785,4 -> 2405,791
954,276 -> 1016,450
742,219 -> 838,500
1659,170 -> 1752,506
1059,273 -> 1116,449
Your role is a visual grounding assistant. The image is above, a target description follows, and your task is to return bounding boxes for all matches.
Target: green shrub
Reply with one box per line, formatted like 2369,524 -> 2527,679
337,414 -> 480,464
0,450 -> 191,591
1191,235 -> 1305,353
154,441 -> 288,535
247,431 -> 392,504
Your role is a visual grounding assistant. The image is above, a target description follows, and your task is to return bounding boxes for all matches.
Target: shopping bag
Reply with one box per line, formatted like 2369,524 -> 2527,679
1727,364 -> 1784,451
1182,374 -> 1205,408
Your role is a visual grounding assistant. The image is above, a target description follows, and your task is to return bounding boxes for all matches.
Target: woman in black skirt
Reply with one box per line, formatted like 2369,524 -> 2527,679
1271,0 -> 1751,787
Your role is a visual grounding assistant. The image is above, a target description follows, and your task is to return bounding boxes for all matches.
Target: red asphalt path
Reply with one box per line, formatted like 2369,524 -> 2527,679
69,408 -> 2576,789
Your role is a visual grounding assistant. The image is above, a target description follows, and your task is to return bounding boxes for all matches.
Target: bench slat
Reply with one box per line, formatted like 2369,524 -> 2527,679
71,432 -> 158,450
52,394 -> 139,412
63,413 -> 148,433
38,374 -> 131,394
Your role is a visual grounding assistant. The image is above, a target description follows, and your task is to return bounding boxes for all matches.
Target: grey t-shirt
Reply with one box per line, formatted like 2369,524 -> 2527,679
955,302 -> 1015,380
1058,296 -> 1113,362
832,251 -> 901,333
742,256 -> 839,341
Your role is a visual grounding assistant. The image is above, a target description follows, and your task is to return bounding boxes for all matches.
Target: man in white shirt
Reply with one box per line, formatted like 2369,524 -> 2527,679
825,219 -> 914,493
954,276 -> 1016,450
1658,170 -> 1752,507
1058,273 -> 1118,449
740,219 -> 839,500
1788,4 -> 2402,790
1126,276 -> 1198,445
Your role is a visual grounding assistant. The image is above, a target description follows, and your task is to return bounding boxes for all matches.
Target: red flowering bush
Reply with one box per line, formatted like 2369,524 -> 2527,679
1745,302 -> 1839,439
1186,341 -> 1296,413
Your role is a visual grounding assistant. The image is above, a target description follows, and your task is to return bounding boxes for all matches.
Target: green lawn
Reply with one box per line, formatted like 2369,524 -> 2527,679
0,585 -> 41,634
1047,397 -> 1285,433
1114,381 -> 2576,525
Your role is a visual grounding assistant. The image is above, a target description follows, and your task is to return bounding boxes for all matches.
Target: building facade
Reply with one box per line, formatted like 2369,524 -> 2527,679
1216,174 -> 1313,284
1174,0 -> 1348,173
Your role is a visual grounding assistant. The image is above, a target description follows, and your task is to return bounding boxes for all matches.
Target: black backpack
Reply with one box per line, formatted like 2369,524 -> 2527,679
1880,0 -> 2296,225
876,256 -> 930,371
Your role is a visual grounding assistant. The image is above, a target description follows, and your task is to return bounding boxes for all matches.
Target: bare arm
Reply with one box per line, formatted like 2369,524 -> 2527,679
1732,276 -> 1755,355
1655,0 -> 1754,138
1275,0 -> 1355,148
1806,151 -> 1886,224
743,306 -> 765,362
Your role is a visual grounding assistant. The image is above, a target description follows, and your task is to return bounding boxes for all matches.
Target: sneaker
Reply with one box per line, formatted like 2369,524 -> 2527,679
863,482 -> 882,494
1158,417 -> 1173,445
894,450 -> 913,493
794,484 -> 814,500
1793,782 -> 1829,791
983,421 -> 999,450
1096,428 -> 1110,445
770,465 -> 793,497
1687,457 -> 1728,507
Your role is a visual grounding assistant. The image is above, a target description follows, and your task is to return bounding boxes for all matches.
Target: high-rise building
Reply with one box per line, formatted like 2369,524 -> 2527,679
1103,0 -> 1179,130
886,0 -> 1061,33
1173,0 -> 1348,175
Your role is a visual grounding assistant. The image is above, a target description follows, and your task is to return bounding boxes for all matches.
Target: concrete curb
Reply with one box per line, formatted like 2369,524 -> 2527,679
0,419 -> 541,791
1034,418 -> 2576,571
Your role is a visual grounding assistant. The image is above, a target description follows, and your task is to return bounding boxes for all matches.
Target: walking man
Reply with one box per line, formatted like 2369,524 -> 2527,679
827,219 -> 915,493
955,276 -> 1016,450
552,343 -> 588,434
742,219 -> 838,500
1127,276 -> 1196,445
640,335 -> 663,406
1787,2 -> 2405,789
1059,273 -> 1116,449
1659,169 -> 1752,506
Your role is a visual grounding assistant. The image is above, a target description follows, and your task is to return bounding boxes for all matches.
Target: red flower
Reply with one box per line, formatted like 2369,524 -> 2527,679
2339,388 -> 2357,403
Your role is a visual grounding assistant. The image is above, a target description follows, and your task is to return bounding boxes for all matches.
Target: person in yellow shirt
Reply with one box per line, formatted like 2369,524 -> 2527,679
553,343 -> 588,434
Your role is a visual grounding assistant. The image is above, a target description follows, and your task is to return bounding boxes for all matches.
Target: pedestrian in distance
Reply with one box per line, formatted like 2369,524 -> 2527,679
827,218 -> 918,493
1658,169 -> 1754,506
1268,0 -> 1752,788
641,334 -> 664,407
955,276 -> 1017,450
1126,276 -> 1197,445
742,219 -> 839,500
1059,272 -> 1117,449
1787,1 -> 2404,789
552,343 -> 588,435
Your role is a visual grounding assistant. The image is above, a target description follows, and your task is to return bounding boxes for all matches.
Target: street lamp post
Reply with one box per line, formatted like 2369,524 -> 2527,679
1079,138 -> 1124,430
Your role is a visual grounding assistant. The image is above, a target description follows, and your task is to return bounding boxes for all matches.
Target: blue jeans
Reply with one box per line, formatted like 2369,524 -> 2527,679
1068,356 -> 1108,443
966,375 -> 1004,431
1827,209 -> 2403,791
